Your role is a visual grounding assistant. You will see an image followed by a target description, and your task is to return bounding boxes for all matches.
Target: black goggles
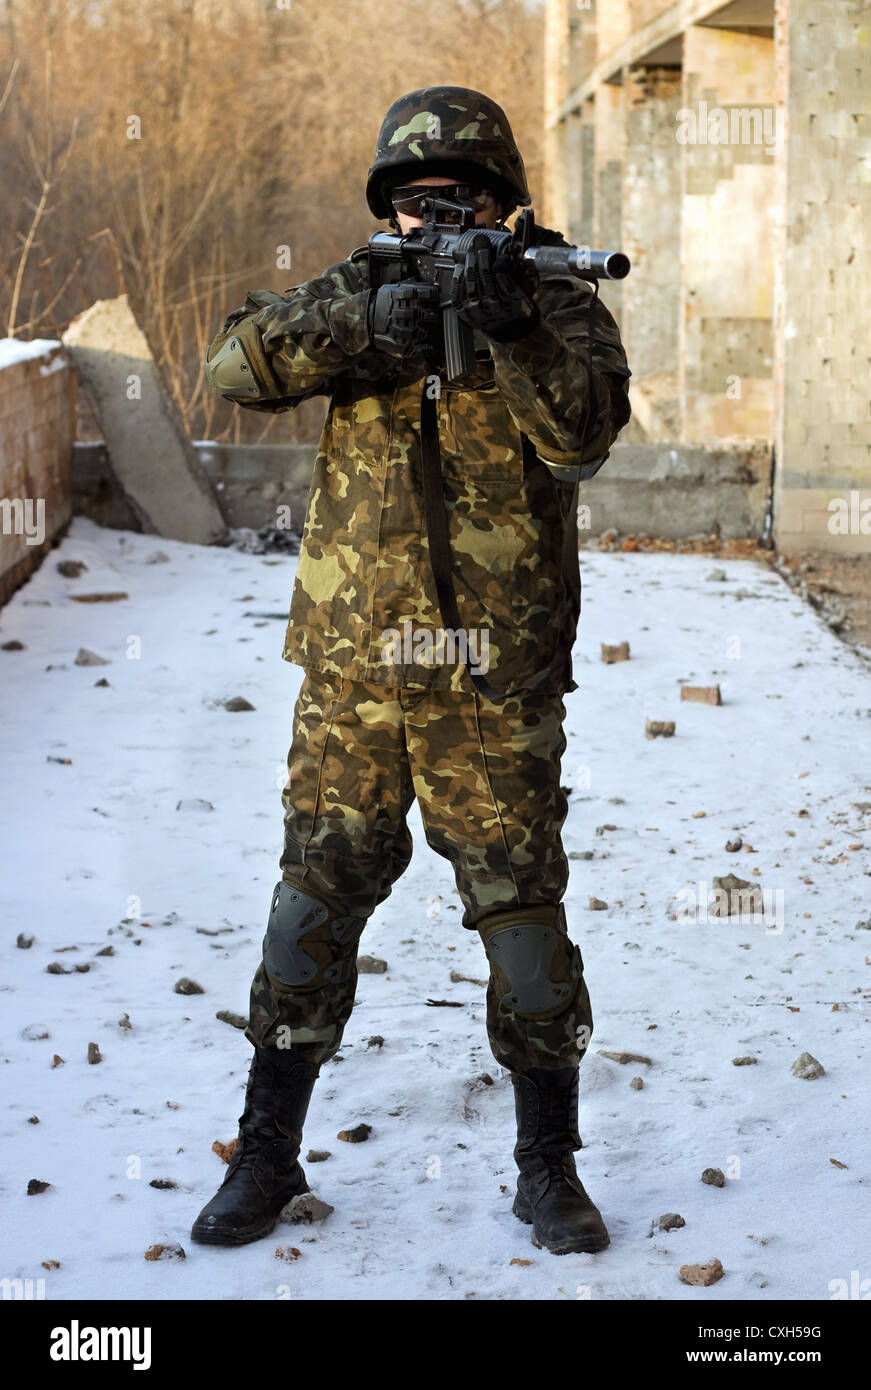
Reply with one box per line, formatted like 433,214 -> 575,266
388,183 -> 497,218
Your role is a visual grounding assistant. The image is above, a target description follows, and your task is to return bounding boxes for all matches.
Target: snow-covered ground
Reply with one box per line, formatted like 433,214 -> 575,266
2,516 -> 870,1302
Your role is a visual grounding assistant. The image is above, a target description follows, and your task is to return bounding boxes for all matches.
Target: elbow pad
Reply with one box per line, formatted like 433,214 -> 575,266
205,315 -> 283,403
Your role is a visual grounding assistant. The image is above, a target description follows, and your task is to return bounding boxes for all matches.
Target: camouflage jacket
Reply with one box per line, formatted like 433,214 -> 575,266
207,237 -> 631,696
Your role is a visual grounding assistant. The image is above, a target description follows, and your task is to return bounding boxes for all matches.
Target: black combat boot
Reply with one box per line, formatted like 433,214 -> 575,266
510,1066 -> 610,1255
191,1044 -> 318,1246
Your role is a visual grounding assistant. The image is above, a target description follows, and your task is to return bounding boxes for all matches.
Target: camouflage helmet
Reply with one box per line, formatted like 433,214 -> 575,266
366,86 -> 531,222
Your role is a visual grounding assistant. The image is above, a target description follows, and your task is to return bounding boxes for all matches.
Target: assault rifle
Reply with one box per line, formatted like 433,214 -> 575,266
367,193 -> 629,382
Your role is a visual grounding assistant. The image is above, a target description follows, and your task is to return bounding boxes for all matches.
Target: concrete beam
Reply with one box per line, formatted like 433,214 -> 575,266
552,0 -> 763,119
699,0 -> 774,32
62,296 -> 226,546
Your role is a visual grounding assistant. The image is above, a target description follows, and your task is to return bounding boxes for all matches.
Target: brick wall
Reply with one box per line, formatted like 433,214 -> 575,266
0,340 -> 76,607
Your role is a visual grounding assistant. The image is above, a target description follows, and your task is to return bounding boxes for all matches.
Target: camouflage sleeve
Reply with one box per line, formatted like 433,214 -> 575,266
487,277 -> 632,483
205,254 -> 371,415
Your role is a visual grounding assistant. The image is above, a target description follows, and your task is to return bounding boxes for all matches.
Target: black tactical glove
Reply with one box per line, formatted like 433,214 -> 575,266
450,234 -> 541,343
367,282 -> 441,361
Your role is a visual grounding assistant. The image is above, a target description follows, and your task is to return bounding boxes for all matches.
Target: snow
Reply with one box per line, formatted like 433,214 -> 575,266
0,337 -> 65,370
39,354 -> 69,378
2,515 -> 870,1302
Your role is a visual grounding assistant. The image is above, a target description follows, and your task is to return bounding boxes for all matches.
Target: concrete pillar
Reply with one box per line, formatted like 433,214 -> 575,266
680,25 -> 778,442
569,0 -> 598,92
623,66 -> 683,396
772,0 -> 871,554
595,0 -> 632,63
593,81 -> 627,325
580,98 -> 596,239
543,0 -> 569,230
564,108 -> 585,244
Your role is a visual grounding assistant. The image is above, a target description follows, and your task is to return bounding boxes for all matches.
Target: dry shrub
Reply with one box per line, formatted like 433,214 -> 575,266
0,0 -> 543,443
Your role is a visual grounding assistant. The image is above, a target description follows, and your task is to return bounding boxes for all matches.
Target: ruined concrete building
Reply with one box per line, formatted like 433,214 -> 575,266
544,0 -> 870,552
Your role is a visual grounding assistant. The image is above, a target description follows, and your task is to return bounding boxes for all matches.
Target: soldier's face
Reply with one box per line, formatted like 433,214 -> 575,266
391,174 -> 503,234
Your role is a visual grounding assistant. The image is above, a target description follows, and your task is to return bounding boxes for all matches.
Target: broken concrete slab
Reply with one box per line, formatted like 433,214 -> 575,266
62,297 -> 225,545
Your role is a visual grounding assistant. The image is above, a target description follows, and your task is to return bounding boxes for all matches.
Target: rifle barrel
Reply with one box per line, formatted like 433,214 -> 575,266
524,246 -> 630,280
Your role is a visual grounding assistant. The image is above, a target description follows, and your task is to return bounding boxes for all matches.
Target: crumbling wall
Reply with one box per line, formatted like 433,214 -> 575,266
0,340 -> 75,606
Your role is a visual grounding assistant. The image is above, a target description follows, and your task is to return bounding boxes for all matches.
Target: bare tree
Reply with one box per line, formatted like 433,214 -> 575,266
0,0 -> 544,440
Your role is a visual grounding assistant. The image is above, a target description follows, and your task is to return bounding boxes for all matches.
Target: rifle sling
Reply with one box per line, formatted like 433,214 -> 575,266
419,378 -> 581,704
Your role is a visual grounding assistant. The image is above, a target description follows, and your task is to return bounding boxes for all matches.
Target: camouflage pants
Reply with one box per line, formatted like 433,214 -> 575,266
245,669 -> 594,1077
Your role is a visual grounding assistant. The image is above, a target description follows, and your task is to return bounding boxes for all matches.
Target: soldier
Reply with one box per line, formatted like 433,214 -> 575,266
191,86 -> 631,1256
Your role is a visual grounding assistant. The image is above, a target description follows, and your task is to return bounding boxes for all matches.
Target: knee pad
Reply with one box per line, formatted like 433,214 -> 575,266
262,880 -> 365,991
476,903 -> 582,1021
